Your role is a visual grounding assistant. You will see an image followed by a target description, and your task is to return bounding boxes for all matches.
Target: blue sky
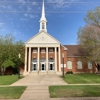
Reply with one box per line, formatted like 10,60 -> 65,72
0,0 -> 100,45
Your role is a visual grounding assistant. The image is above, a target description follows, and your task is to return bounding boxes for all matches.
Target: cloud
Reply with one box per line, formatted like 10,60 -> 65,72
32,1 -> 38,6
24,13 -> 28,17
0,23 -> 4,27
1,5 -> 7,8
27,7 -> 32,11
17,0 -> 26,4
47,0 -> 78,9
24,13 -> 37,18
29,15 -> 36,18
20,18 -> 28,21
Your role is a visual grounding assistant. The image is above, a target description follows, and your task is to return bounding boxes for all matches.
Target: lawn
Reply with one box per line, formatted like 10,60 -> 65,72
0,86 -> 26,99
49,85 -> 100,98
0,75 -> 22,85
64,74 -> 100,84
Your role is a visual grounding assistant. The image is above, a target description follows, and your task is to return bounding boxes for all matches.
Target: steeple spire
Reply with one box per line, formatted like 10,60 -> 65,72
39,0 -> 47,32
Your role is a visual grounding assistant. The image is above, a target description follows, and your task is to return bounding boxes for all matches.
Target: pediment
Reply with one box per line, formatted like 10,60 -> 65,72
25,31 -> 60,44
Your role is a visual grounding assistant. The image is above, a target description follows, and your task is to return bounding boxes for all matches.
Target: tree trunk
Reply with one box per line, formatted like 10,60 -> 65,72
97,64 -> 100,73
1,67 -> 6,75
95,64 -> 100,73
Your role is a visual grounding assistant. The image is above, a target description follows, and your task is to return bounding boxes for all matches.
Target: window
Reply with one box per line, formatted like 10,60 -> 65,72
88,61 -> 92,69
67,61 -> 72,69
77,61 -> 82,69
33,48 -> 37,53
42,23 -> 45,29
49,48 -> 53,53
41,48 -> 45,53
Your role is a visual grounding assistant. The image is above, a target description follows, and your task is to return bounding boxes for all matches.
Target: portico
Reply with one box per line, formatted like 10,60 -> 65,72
24,46 -> 61,75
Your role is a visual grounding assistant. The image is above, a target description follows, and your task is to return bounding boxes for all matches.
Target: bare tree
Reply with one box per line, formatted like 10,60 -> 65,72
77,7 -> 100,73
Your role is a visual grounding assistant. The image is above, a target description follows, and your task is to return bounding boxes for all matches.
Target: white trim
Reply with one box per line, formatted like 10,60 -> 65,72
59,47 -> 61,71
46,47 -> 48,71
41,62 -> 46,64
28,47 -> 31,72
38,47 -> 40,72
55,47 -> 57,71
24,47 -> 27,72
61,45 -> 68,50
49,62 -> 54,64
32,62 -> 37,64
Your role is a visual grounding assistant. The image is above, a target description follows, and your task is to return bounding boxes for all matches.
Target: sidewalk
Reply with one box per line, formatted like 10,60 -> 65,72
0,74 -> 100,100
20,85 -> 50,100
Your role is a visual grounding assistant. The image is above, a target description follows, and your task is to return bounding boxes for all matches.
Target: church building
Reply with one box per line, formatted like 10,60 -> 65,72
23,0 -> 96,76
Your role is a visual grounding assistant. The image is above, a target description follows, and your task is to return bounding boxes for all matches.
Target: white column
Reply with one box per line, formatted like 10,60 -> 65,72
24,47 -> 27,72
38,47 -> 40,72
58,47 -> 61,71
55,47 -> 57,71
28,47 -> 31,72
46,47 -> 48,72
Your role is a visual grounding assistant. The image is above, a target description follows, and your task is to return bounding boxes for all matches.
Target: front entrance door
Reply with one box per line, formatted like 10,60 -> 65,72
32,64 -> 37,71
50,64 -> 53,71
41,64 -> 45,71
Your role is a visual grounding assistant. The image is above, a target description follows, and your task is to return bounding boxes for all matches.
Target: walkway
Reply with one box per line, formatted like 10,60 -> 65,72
11,73 -> 67,86
1,73 -> 100,100
11,73 -> 67,100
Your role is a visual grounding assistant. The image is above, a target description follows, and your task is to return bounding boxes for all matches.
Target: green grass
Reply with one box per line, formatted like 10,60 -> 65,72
49,85 -> 100,98
64,74 -> 100,84
0,75 -> 23,85
0,86 -> 26,99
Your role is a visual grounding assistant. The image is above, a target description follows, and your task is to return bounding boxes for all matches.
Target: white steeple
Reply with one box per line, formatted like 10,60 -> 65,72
39,0 -> 47,32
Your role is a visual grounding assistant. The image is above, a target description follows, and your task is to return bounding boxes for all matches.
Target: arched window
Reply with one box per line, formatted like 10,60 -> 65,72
77,61 -> 82,69
67,61 -> 72,69
42,23 -> 45,29
88,61 -> 92,69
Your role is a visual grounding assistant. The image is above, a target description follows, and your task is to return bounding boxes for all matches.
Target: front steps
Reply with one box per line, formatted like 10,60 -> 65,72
23,71 -> 62,76
29,71 -> 56,75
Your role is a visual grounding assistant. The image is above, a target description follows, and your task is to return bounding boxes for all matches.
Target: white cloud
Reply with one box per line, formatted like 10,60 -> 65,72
18,0 -> 26,4
1,5 -> 7,9
32,1 -> 38,6
27,7 -> 32,11
24,13 -> 28,17
20,18 -> 28,21
29,15 -> 35,18
24,13 -> 37,18
47,0 -> 78,9
0,23 -> 4,27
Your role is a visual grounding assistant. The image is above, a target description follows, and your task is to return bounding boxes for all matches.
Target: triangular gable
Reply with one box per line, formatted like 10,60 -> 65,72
25,31 -> 61,44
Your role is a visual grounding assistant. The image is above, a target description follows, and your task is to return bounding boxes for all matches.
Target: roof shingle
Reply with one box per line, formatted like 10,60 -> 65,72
64,45 -> 86,57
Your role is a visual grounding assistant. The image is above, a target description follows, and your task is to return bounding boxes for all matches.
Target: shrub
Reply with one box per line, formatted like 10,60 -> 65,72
66,71 -> 73,74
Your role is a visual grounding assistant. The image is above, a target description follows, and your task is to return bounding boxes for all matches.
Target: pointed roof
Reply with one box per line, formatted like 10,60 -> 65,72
25,31 -> 61,44
40,0 -> 47,22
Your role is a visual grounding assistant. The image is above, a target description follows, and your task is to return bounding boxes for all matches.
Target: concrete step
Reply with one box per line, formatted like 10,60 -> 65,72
29,71 -> 56,75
